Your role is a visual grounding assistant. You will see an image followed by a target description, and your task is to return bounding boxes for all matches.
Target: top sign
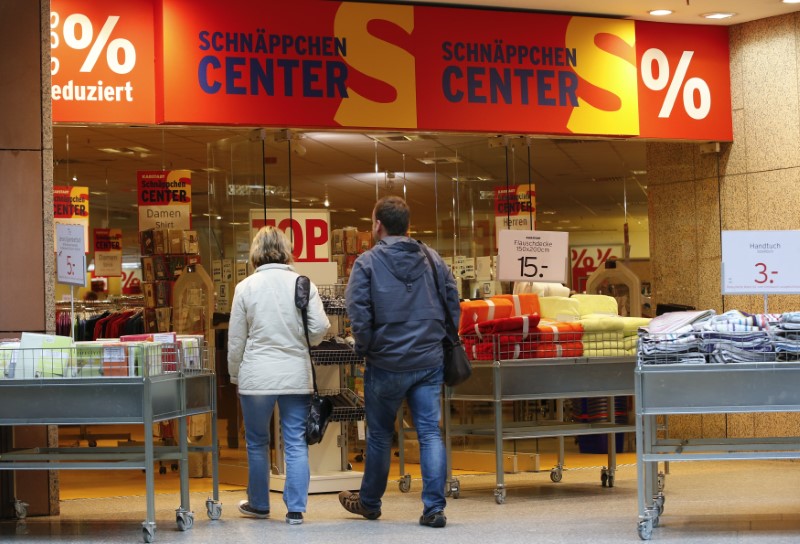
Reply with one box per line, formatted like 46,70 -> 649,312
497,229 -> 569,283
51,0 -> 732,141
721,230 -> 800,295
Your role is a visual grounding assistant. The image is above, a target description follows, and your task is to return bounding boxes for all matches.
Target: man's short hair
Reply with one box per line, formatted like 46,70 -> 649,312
374,196 -> 410,236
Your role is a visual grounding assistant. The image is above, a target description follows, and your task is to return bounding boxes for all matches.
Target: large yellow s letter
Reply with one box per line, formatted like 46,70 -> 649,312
334,3 -> 416,128
566,18 -> 638,135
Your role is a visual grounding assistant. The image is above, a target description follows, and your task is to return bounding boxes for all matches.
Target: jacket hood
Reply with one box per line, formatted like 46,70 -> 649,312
372,239 -> 428,285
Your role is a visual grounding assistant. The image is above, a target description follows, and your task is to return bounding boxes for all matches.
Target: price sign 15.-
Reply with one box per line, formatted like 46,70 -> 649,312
721,230 -> 800,294
496,230 -> 569,283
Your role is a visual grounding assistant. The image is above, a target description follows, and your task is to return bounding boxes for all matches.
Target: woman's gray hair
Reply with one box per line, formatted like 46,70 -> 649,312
249,226 -> 295,268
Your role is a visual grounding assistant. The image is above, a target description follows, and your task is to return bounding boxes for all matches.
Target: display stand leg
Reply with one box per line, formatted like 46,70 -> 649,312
178,416 -> 190,509
142,392 -> 157,541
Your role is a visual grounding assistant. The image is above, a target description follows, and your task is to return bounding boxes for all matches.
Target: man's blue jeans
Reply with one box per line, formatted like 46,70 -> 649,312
359,364 -> 446,517
239,393 -> 311,513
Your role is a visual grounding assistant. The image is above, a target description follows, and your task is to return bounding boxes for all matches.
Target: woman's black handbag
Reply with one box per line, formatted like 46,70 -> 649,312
296,275 -> 334,445
420,245 -> 473,387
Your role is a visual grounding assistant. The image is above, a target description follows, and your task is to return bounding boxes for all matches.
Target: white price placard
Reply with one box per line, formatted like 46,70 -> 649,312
721,230 -> 800,294
56,223 -> 86,286
496,230 -> 569,283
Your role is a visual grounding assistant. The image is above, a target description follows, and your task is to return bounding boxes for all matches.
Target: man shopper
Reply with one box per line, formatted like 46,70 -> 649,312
339,196 -> 461,528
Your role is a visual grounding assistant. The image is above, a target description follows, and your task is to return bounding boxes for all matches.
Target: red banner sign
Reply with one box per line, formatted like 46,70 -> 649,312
52,0 -> 732,141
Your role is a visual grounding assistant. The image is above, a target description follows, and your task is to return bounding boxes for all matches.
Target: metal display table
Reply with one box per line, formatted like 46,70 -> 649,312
446,340 -> 636,504
635,359 -> 800,540
0,343 -> 220,543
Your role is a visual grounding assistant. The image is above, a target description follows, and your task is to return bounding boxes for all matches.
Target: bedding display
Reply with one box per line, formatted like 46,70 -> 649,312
458,293 -> 651,361
638,309 -> 800,365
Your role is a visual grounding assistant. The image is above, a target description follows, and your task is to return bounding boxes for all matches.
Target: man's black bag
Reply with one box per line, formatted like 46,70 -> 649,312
419,244 -> 472,387
295,275 -> 333,445
442,336 -> 472,387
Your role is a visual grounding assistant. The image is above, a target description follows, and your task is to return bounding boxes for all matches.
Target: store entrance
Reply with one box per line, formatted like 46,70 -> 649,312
49,125 -> 651,499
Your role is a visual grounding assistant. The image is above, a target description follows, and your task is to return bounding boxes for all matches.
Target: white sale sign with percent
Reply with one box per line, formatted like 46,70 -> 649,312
497,230 -> 569,283
50,1 -> 156,123
721,231 -> 800,294
56,223 -> 86,286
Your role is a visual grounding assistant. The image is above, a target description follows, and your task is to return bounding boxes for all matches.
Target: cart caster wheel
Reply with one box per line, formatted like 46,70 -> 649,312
399,474 -> 411,493
88,440 -> 98,448
601,470 -> 608,487
446,479 -> 460,498
355,454 -> 364,462
494,487 -> 506,504
347,462 -> 353,471
13,499 -> 28,520
608,474 -> 615,487
206,499 -> 222,520
176,511 -> 194,531
657,472 -> 666,491
654,494 -> 665,515
637,519 -> 653,540
159,466 -> 167,475
141,523 -> 156,543
550,468 -> 563,483
652,515 -> 660,528
171,463 -> 179,472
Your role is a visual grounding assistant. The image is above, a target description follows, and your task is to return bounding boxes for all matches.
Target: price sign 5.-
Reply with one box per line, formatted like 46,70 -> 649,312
497,230 -> 569,283
721,230 -> 800,295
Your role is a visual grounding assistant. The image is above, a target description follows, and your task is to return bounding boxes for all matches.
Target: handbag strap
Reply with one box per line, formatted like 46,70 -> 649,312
296,276 -> 320,395
419,243 -> 458,338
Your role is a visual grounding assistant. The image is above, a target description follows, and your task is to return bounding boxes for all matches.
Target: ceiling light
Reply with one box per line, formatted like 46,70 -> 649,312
323,197 -> 330,207
702,12 -> 736,19
417,157 -> 462,165
783,0 -> 800,4
648,9 -> 672,16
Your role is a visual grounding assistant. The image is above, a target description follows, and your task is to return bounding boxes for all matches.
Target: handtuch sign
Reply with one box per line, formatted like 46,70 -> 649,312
721,230 -> 800,295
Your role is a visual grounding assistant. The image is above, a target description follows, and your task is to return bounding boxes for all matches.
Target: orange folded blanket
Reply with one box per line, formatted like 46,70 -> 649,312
458,299 -> 514,334
535,322 -> 583,342
490,294 -> 540,317
534,341 -> 583,359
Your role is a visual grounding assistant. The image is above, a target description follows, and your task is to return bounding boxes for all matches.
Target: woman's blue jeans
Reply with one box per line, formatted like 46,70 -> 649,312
239,393 -> 311,512
359,364 -> 446,517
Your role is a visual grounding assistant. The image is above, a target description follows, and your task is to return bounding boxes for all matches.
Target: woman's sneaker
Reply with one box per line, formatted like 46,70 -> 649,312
285,512 -> 304,525
419,511 -> 446,528
238,500 -> 269,519
338,491 -> 381,520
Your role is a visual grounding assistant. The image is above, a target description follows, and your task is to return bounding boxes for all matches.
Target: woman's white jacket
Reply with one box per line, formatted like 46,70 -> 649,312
227,263 -> 330,395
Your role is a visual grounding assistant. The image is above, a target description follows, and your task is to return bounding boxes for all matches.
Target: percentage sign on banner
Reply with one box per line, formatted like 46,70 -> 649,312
641,48 -> 711,120
50,11 -> 136,76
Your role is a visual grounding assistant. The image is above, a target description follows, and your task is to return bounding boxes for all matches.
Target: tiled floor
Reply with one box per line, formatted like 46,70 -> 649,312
3,458 -> 800,543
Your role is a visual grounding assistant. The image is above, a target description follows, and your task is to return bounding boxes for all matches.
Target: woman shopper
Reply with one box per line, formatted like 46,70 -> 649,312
228,226 -> 330,525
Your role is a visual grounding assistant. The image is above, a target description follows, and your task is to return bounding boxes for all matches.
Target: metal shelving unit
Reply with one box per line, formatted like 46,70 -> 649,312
446,334 -> 636,503
634,332 -> 800,540
0,342 -> 219,543
270,284 -> 366,493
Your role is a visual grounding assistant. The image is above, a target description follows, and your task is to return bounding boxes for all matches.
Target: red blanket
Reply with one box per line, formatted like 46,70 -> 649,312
459,314 -> 541,338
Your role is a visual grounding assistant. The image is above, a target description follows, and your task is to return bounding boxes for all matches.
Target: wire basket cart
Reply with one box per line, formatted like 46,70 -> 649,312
270,284 -> 367,493
634,328 -> 800,540
446,331 -> 636,504
0,341 -> 220,543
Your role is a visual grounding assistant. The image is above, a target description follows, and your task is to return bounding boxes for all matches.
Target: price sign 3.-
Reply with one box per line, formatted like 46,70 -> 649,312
721,230 -> 800,295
